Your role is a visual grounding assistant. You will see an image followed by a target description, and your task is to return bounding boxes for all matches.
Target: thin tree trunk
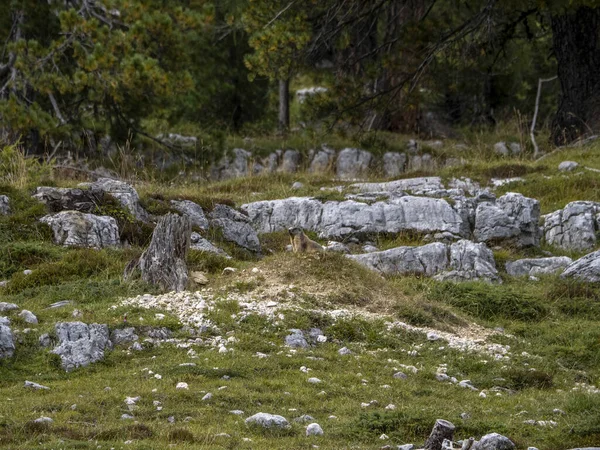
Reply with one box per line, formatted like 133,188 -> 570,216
551,6 -> 600,145
278,78 -> 290,132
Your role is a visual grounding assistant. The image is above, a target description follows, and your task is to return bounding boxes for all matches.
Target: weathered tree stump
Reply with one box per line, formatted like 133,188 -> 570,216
135,214 -> 191,292
424,419 -> 456,450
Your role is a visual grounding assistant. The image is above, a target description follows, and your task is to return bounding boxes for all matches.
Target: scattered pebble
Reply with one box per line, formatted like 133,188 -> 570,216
176,382 -> 189,390
306,423 -> 324,436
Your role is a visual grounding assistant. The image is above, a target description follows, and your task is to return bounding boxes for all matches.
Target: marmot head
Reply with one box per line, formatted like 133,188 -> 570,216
288,226 -> 302,236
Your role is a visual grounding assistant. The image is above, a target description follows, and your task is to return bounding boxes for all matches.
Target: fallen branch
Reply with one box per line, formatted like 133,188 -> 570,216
530,75 -> 558,158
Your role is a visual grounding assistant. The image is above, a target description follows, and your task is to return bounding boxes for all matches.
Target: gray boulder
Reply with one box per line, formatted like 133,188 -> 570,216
543,201 -> 600,251
170,200 -> 209,231
472,433 -> 515,450
324,241 -> 351,254
285,329 -> 308,349
474,193 -> 540,248
209,204 -> 261,253
309,147 -> 336,174
506,257 -> 573,277
52,322 -> 112,371
33,187 -> 103,213
279,150 -> 301,173
241,195 -> 468,240
348,243 -> 449,276
0,325 -> 15,359
245,413 -> 290,429
382,152 -> 407,178
41,211 -> 120,248
408,153 -> 437,172
110,327 -> 138,345
434,240 -> 500,283
210,148 -> 251,180
336,148 -> 373,180
559,161 -> 579,172
0,195 -> 9,215
561,250 -> 600,282
90,178 -> 149,222
190,232 -> 231,258
262,152 -> 280,174
494,142 -> 510,156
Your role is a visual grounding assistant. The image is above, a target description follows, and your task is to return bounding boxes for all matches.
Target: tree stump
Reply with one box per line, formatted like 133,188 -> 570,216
424,419 -> 456,450
137,214 -> 191,292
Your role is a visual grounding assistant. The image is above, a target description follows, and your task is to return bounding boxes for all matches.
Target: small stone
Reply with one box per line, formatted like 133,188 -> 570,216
190,271 -> 209,285
479,391 -> 487,398
385,404 -> 396,410
222,267 -> 237,275
294,415 -> 315,423
176,382 -> 189,390
306,423 -> 324,436
121,414 -> 134,420
285,330 -> 308,349
0,303 -> 18,312
558,161 -> 579,172
427,331 -> 440,341
71,404 -> 77,410
338,347 -> 352,355
230,410 -> 244,416
393,372 -> 408,380
33,417 -> 53,424
251,267 -> 260,274
46,301 -> 72,309
130,342 -> 143,351
24,381 -> 50,390
245,412 -> 290,429
460,412 -> 470,420
18,310 -> 38,324
379,434 -> 389,440
308,377 -> 322,384
202,393 -> 213,401
167,416 -> 175,423
292,182 -> 304,190
23,270 -> 33,276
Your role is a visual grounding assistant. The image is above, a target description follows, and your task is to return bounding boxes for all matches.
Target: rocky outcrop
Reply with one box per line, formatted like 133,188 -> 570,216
279,150 -> 301,173
52,322 -> 111,371
209,204 -> 261,253
561,250 -> 600,282
0,195 -> 10,215
350,240 -> 499,282
170,200 -> 209,231
190,232 -> 231,258
558,161 -> 579,172
241,195 -> 468,240
474,193 -> 540,248
543,201 -> 600,251
41,211 -> 120,248
506,257 -> 573,277
347,242 -> 449,276
0,324 -> 15,359
90,178 -> 149,222
350,177 -> 445,196
336,148 -> 373,180
434,240 -> 500,283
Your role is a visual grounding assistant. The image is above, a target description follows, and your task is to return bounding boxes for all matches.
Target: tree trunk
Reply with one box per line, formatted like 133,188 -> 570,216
135,214 -> 191,292
424,419 -> 455,450
278,78 -> 290,132
551,6 -> 600,145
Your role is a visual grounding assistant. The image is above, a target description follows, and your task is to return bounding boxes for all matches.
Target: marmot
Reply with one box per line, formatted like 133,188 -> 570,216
288,227 -> 324,253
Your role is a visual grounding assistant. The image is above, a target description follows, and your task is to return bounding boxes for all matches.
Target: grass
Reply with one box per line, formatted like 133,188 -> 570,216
1,137 -> 600,448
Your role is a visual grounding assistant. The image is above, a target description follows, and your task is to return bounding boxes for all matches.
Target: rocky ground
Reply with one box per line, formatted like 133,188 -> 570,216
1,139 -> 600,449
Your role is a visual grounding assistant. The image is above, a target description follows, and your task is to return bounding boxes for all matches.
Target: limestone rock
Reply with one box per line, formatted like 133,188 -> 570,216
309,147 -> 336,174
472,433 -> 515,450
209,204 -> 261,253
348,243 -> 449,276
19,310 -> 38,324
33,187 -> 103,213
190,232 -> 231,259
474,193 -> 540,248
561,250 -> 600,282
210,148 -> 251,180
306,423 -> 324,436
408,153 -> 437,172
285,329 -> 308,349
494,142 -> 509,156
40,211 -> 120,248
52,322 -> 112,371
245,412 -> 290,429
336,148 -> 373,180
0,303 -> 18,312
279,150 -> 301,173
350,176 -> 444,196
543,201 -> 600,251
559,161 -> 579,172
241,195 -> 467,240
506,257 -> 573,277
324,241 -> 351,253
90,178 -> 149,222
0,325 -> 15,359
0,195 -> 10,215
434,240 -> 500,283
170,200 -> 209,231
110,327 -> 138,346
382,152 -> 407,178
